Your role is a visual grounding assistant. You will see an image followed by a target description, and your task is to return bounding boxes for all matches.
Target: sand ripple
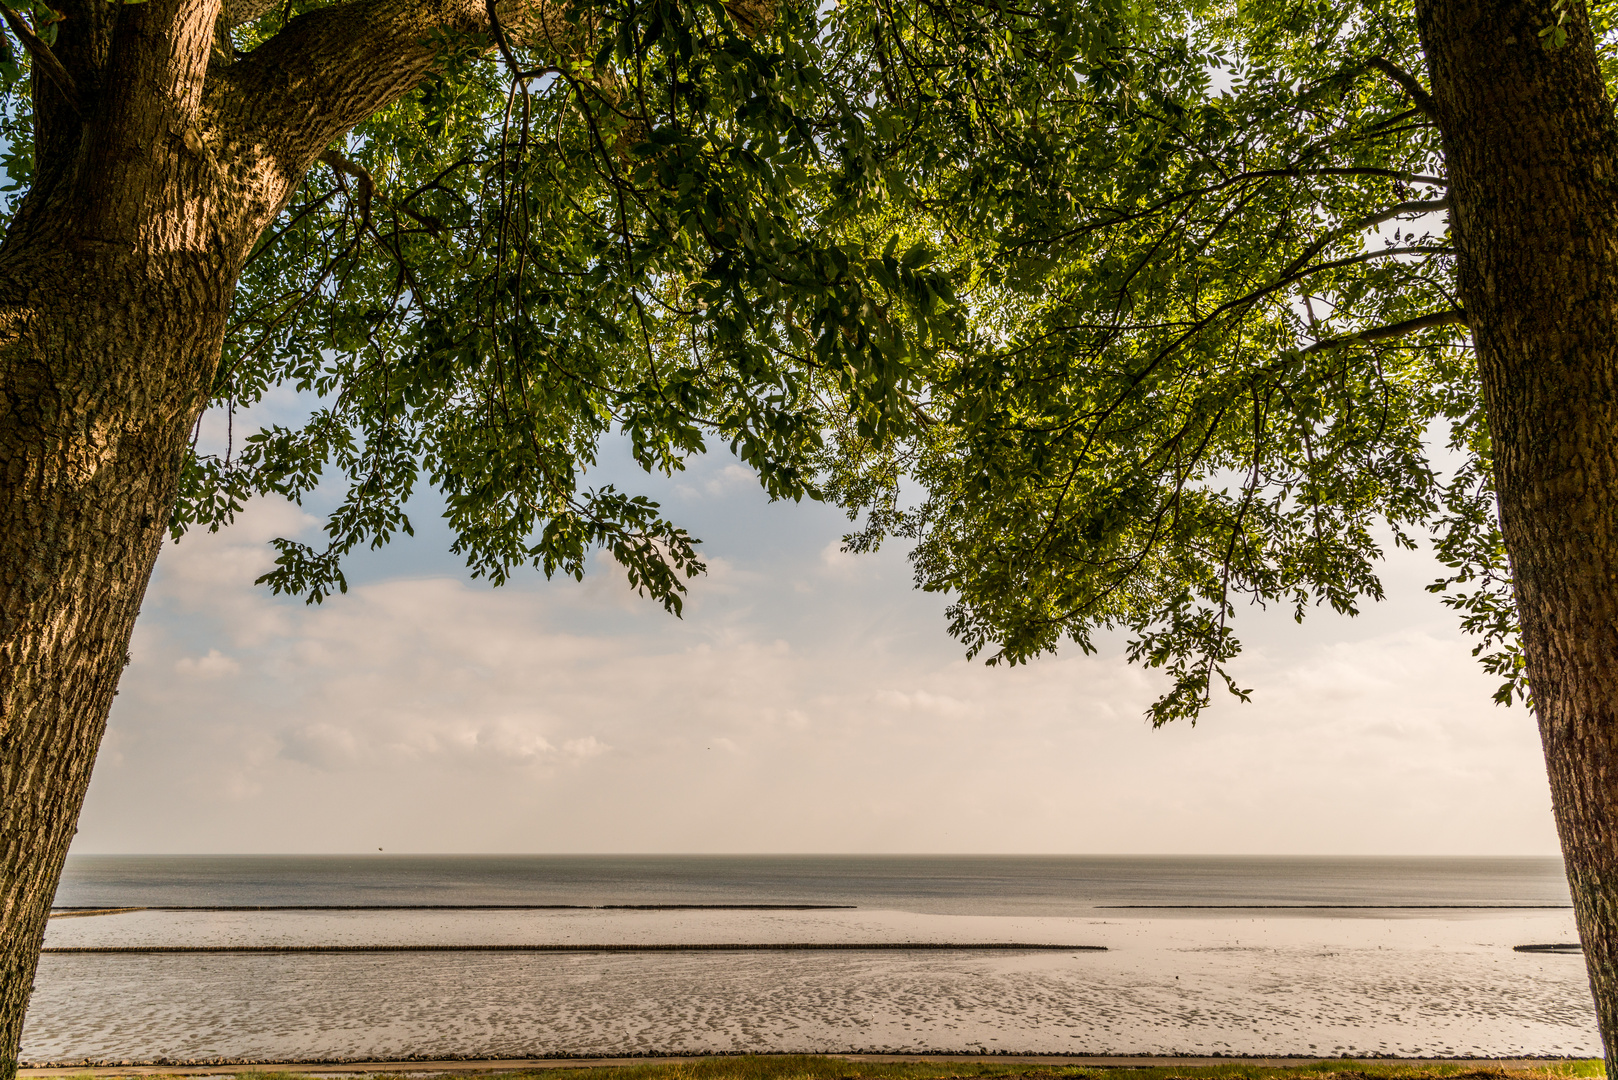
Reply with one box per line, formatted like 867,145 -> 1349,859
22,910 -> 1598,1060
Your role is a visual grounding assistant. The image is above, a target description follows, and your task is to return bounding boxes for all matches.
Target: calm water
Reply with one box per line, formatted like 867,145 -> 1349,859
54,854 -> 1572,913
26,855 -> 1595,1062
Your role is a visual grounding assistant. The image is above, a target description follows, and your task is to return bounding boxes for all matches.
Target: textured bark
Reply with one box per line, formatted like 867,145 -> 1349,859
0,0 -> 780,1060
0,214 -> 230,1080
0,0 -> 542,1070
0,3 -> 242,1070
1415,0 -> 1618,1067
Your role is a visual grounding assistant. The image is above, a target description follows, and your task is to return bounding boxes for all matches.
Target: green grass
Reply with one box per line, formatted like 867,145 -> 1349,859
39,1057 -> 1611,1080
481,1056 -> 1608,1080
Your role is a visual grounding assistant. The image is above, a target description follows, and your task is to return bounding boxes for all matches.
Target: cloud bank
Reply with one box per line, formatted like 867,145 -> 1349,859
75,449 -> 1557,855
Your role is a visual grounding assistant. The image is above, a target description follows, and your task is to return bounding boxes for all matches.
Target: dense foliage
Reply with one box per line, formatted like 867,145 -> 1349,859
75,0 -> 958,609
818,0 -> 1517,723
5,0 -> 1602,720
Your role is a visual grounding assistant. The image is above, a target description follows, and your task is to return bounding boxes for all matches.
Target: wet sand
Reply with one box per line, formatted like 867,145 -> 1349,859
17,1055 -> 1598,1078
21,908 -> 1599,1062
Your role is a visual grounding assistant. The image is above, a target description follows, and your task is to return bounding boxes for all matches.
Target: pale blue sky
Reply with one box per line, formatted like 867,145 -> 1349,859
65,386 -> 1559,857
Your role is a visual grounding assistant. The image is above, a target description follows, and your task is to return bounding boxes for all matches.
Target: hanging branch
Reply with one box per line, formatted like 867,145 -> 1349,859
1368,57 -> 1438,119
0,2 -> 79,112
319,147 -> 375,231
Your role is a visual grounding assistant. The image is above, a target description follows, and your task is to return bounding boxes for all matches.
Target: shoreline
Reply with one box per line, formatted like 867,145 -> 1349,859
18,1053 -> 1603,1076
31,909 -> 1596,1061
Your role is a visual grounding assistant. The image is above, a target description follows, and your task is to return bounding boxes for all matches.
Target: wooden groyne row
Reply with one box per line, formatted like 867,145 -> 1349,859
1100,904 -> 1573,910
49,904 -> 859,913
42,942 -> 1107,954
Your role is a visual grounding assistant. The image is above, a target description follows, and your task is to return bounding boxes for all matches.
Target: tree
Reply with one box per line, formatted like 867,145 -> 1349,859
5,0 -> 1618,1068
0,0 -> 961,1070
815,0 -> 1618,1066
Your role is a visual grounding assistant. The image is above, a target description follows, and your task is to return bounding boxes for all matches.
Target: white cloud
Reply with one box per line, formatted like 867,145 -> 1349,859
705,464 -> 755,496
673,463 -> 757,500
563,736 -> 610,761
175,649 -> 240,678
872,688 -> 972,717
466,720 -> 557,765
72,485 -> 1560,857
280,722 -> 363,770
818,538 -> 864,578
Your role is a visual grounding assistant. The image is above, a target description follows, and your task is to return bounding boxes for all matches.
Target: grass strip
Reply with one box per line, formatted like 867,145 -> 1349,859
31,1053 -> 1610,1080
40,944 -> 1106,955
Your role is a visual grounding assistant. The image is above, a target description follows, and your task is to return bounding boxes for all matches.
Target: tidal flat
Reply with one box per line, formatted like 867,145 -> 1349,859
17,1054 -> 1611,1080
22,908 -> 1599,1062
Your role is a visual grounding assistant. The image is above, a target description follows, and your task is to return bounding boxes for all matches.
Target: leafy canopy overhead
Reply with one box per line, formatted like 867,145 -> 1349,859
0,0 -> 970,608
817,0 -> 1548,723
0,0 -> 1591,720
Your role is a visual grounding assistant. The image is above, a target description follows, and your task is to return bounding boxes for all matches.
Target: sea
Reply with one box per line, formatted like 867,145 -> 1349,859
23,854 -> 1599,1063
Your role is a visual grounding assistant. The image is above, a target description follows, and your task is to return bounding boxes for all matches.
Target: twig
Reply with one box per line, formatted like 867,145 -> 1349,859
481,0 -> 560,79
1302,308 -> 1468,354
1368,57 -> 1438,119
0,2 -> 79,113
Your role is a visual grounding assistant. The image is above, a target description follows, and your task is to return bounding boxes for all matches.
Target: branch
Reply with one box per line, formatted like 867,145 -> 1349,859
1301,309 -> 1469,354
1275,201 -> 1451,281
0,2 -> 79,113
319,146 -> 375,230
212,0 -> 491,213
723,0 -> 775,35
1368,57 -> 1439,119
1298,165 -> 1446,186
215,0 -> 592,188
1349,197 -> 1450,231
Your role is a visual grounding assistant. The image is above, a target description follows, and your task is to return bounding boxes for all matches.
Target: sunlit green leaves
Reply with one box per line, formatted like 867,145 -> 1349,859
168,0 -> 961,615
0,0 -> 1537,718
816,0 -> 1495,723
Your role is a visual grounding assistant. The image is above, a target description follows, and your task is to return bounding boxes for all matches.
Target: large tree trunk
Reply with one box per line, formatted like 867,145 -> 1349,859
0,0 -> 508,1069
0,244 -> 230,1079
0,5 -> 240,1070
0,0 -> 248,1059
1416,0 -> 1618,1066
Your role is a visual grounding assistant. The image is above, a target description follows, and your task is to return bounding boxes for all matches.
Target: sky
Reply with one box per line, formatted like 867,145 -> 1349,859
67,390 -> 1560,857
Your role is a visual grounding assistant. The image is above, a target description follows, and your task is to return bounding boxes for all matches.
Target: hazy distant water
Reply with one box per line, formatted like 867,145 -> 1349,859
26,855 -> 1595,1062
54,854 -> 1572,912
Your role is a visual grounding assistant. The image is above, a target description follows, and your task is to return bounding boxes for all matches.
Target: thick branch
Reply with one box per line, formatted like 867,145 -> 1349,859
0,3 -> 80,112
1351,197 -> 1450,231
37,0 -> 115,162
1301,308 -> 1469,353
318,146 -> 375,228
212,0 -> 594,204
215,0 -> 487,175
1368,56 -> 1439,119
215,0 -> 775,180
60,0 -> 224,242
1300,165 -> 1447,186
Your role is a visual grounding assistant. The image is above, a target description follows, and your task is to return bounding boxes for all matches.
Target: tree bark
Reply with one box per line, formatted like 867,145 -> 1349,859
0,234 -> 231,1080
0,0 -> 536,1069
1415,0 -> 1618,1067
0,1 -> 235,1070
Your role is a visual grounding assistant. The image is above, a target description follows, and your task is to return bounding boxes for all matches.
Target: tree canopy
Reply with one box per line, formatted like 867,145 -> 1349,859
1,0 -> 1592,720
817,0 -> 1618,723
0,0 -> 968,606
10,0 -> 1618,1067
